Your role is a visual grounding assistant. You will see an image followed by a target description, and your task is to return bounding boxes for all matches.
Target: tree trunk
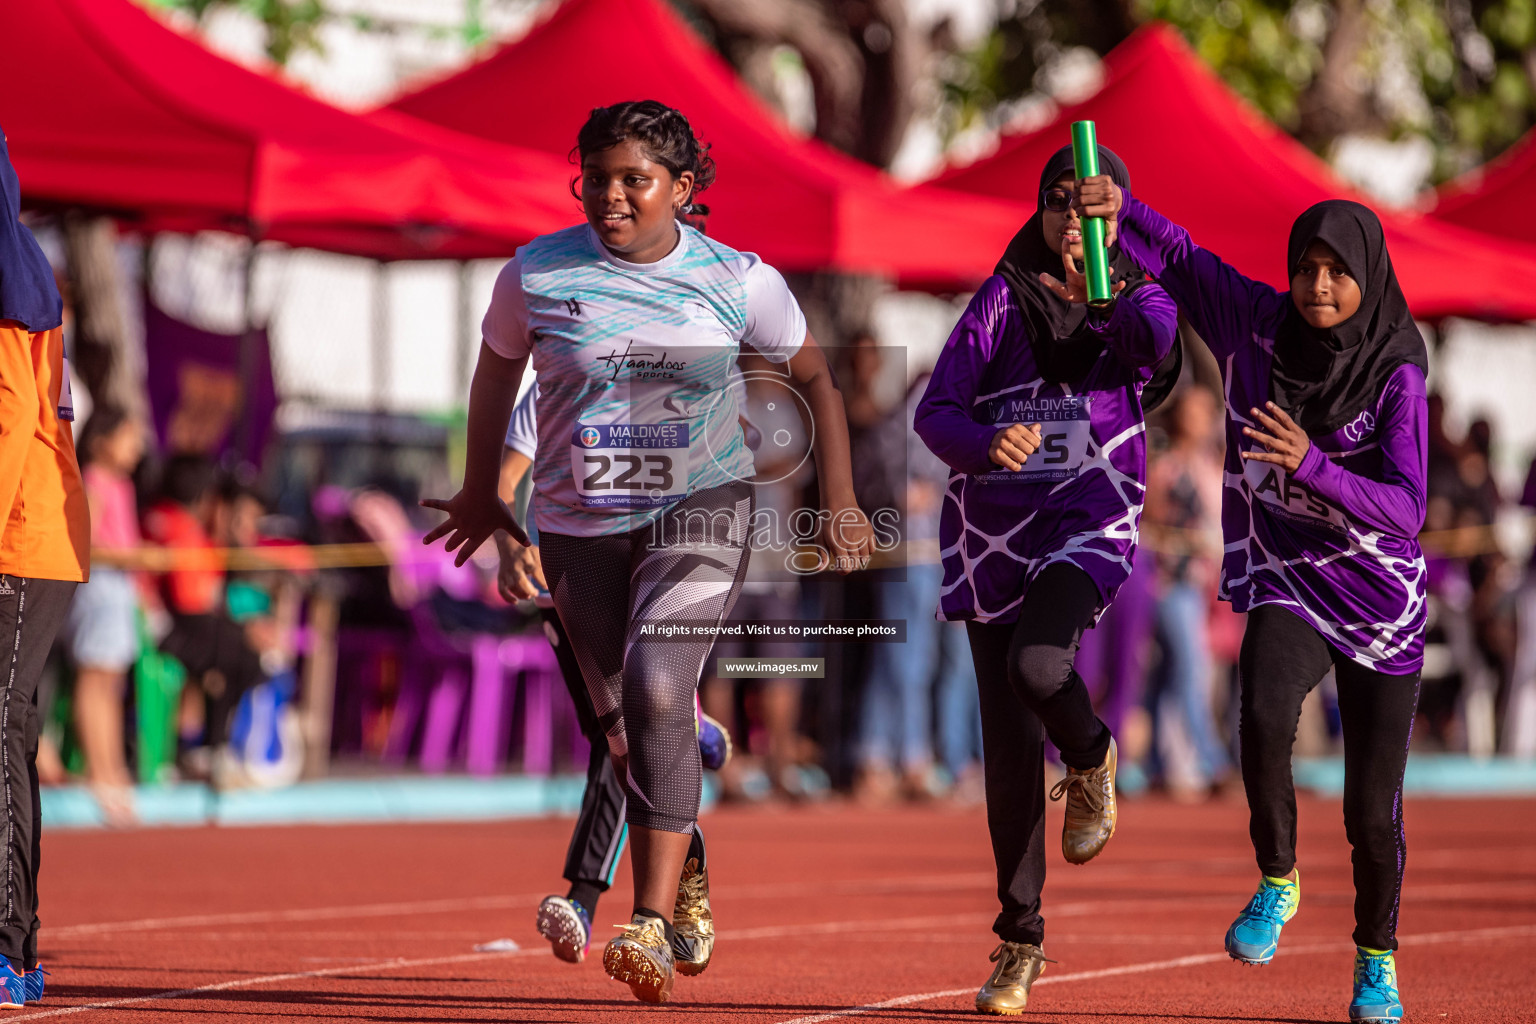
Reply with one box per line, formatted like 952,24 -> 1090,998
63,214 -> 145,421
685,0 -> 923,168
688,0 -> 866,153
1296,0 -> 1376,148
843,0 -> 919,167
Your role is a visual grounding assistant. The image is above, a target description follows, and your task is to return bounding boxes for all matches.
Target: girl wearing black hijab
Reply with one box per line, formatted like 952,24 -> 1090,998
915,146 -> 1179,1015
1087,180 -> 1426,1023
0,128 -> 90,1008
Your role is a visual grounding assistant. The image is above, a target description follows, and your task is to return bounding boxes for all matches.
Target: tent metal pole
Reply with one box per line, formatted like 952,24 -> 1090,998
455,260 -> 473,403
372,260 -> 390,442
235,237 -> 258,465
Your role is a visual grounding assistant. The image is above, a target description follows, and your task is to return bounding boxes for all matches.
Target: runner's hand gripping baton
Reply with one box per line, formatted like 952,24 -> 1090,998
1070,120 -> 1113,308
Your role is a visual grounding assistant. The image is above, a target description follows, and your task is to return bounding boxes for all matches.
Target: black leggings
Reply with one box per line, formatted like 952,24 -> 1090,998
1239,604 -> 1421,951
0,576 -> 76,970
539,483 -> 752,834
966,562 -> 1113,946
541,606 -> 627,895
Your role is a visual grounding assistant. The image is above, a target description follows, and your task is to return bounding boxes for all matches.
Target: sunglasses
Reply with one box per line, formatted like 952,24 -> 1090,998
1041,187 -> 1075,213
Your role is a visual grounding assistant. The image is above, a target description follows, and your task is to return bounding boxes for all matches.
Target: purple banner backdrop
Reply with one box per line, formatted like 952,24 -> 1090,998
144,301 -> 277,463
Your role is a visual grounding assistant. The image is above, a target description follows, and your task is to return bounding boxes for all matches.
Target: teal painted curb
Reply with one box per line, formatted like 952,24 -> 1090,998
42,774 -> 720,829
1294,754 -> 1536,796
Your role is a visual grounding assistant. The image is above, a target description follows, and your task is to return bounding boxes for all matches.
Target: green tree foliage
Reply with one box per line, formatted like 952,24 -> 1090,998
941,0 -> 1536,183
147,0 -> 329,66
143,0 -> 501,67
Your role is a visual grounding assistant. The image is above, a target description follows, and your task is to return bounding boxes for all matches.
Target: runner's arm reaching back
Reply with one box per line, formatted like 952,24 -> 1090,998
422,256 -> 533,560
783,333 -> 875,573
422,343 -> 531,562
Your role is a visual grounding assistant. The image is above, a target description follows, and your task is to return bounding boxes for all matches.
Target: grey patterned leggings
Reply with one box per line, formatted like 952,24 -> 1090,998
539,482 -> 752,833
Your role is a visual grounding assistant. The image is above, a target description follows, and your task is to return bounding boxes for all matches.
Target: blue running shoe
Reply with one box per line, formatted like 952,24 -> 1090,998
1350,948 -> 1403,1022
696,708 -> 732,772
0,964 -> 24,1009
22,966 -> 46,1005
1225,872 -> 1300,964
536,895 -> 593,964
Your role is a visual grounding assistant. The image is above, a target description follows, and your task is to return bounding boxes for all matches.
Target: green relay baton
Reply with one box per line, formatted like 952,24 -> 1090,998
1070,120 -> 1113,308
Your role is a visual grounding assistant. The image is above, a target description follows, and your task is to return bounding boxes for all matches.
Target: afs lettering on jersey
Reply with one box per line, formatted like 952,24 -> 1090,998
1242,457 -> 1347,532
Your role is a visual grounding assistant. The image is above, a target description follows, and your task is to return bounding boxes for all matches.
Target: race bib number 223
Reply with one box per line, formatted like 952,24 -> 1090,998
571,422 -> 689,508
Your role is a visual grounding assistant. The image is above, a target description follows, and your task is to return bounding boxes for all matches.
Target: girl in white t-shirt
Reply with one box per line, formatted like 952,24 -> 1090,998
423,100 -> 871,1004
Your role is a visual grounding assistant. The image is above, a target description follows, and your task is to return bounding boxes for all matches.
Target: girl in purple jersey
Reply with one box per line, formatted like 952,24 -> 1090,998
1082,180 -> 1427,1024
915,145 -> 1179,1016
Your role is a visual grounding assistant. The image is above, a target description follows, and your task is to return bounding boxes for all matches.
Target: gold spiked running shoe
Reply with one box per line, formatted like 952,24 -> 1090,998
1049,736 -> 1117,864
976,941 -> 1052,1015
603,914 -> 675,1004
673,833 -> 715,976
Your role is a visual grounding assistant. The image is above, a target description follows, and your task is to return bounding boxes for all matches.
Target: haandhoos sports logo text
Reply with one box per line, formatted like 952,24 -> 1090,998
596,340 -> 688,382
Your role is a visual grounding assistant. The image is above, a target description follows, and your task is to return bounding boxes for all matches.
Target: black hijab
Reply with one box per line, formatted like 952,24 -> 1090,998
994,143 -> 1180,408
0,129 -> 61,333
1270,200 -> 1426,435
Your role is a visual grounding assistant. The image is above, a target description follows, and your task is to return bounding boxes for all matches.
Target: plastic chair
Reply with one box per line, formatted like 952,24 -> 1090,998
133,612 -> 185,784
461,636 -> 561,776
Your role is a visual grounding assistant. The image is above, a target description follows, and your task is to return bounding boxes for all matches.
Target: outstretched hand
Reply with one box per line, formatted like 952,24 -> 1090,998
421,490 -> 529,566
1241,402 -> 1311,473
1038,249 -> 1127,305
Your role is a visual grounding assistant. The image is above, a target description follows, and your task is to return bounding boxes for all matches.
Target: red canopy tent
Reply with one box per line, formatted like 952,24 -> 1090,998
932,23 -> 1536,323
1427,130 -> 1536,242
384,0 -> 1029,287
1,0 -> 577,260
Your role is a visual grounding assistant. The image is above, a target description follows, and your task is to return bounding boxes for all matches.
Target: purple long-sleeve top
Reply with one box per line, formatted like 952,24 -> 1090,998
915,275 -> 1178,624
1116,192 -> 1427,674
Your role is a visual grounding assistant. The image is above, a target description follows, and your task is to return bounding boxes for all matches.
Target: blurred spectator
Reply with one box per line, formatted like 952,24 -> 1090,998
61,407 -> 146,823
1075,552 -> 1155,792
142,454 -> 264,778
213,477 -> 307,786
1425,393 -> 1461,502
1462,418 -> 1501,526
1418,399 -> 1511,755
847,336 -> 945,802
702,358 -> 812,801
908,371 -> 983,799
1143,385 -> 1230,797
1506,457 -> 1536,757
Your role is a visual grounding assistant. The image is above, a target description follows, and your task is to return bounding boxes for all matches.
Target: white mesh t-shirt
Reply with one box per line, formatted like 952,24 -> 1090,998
483,223 -> 805,537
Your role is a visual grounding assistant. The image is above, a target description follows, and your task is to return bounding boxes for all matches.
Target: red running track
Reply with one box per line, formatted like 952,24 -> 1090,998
23,793 -> 1536,1022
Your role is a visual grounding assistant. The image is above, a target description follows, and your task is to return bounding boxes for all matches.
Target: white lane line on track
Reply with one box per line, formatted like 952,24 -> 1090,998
14,948 -> 538,1019
727,914 -> 997,941
40,861 -> 1271,942
41,873 -> 1000,940
44,894 -> 550,939
771,923 -> 1536,1024
22,913 -> 1536,1019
